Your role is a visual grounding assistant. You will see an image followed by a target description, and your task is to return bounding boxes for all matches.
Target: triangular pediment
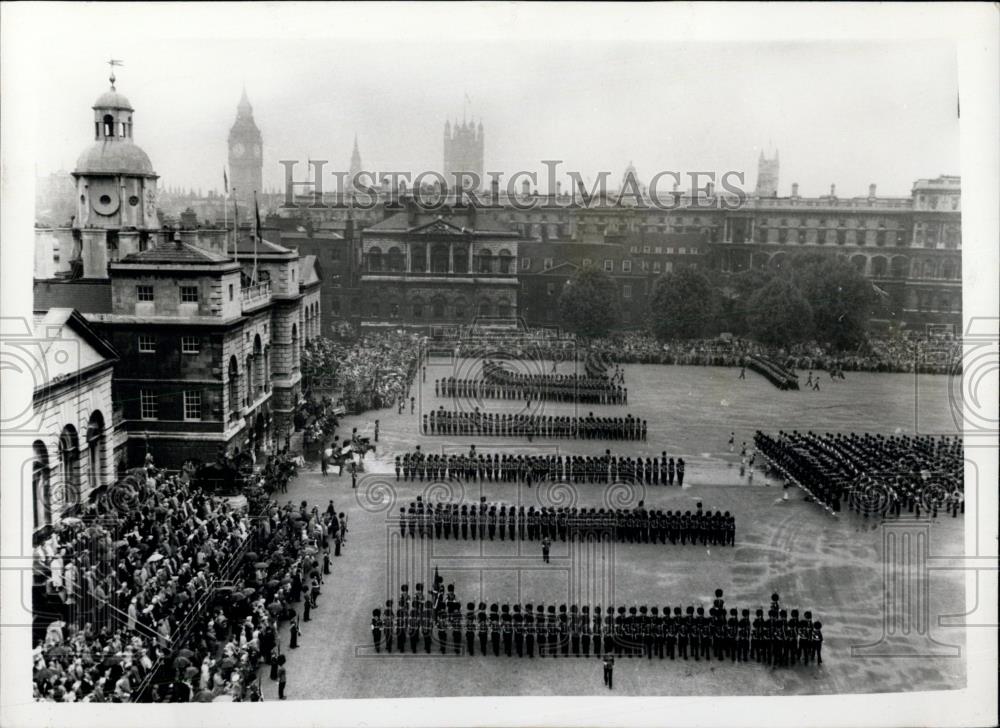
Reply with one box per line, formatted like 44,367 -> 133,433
408,217 -> 467,235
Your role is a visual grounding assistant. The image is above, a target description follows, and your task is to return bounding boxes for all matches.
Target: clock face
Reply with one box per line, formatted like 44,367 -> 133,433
232,142 -> 245,158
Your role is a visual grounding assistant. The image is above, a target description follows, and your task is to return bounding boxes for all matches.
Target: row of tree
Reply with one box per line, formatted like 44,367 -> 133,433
557,253 -> 886,350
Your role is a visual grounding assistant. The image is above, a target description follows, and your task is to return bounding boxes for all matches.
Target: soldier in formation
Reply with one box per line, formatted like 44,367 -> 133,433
425,409 -> 646,440
398,448 -> 684,486
397,499 -> 736,546
376,586 -> 823,667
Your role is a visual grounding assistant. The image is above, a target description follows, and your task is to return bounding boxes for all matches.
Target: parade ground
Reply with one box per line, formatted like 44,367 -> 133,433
272,359 -> 966,698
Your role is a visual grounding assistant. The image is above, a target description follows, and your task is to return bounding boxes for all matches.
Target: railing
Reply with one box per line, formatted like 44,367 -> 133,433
362,268 -> 517,277
240,282 -> 271,307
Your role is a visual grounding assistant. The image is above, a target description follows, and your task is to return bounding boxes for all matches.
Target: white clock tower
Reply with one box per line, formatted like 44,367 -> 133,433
71,67 -> 159,278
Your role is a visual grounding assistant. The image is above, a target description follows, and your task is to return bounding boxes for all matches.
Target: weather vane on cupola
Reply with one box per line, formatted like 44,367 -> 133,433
107,58 -> 124,90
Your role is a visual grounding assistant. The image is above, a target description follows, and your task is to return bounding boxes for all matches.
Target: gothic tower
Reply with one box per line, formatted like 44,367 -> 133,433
755,148 -> 779,198
347,134 -> 362,192
443,118 -> 484,189
228,88 -> 263,205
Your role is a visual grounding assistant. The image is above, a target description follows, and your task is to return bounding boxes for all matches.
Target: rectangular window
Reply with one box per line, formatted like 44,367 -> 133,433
183,391 -> 202,421
181,336 -> 200,354
604,259 -> 613,272
629,246 -> 639,254
653,261 -> 661,273
180,286 -> 199,303
678,248 -> 686,255
622,260 -> 632,273
138,335 -> 156,353
413,303 -> 423,318
623,284 -> 632,299
654,246 -> 662,254
543,258 -> 553,270
642,246 -> 651,254
546,283 -> 556,297
140,390 -> 158,420
521,258 -> 531,270
666,248 -> 674,255
228,284 -> 234,301
136,285 -> 154,302
582,258 -> 592,267
640,260 -> 649,272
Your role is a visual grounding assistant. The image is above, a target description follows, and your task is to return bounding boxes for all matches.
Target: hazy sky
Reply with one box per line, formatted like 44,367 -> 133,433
22,7 -> 959,198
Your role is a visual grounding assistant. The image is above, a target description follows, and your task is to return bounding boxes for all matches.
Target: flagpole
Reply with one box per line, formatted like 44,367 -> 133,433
232,188 -> 239,268
223,170 -> 229,258
253,191 -> 260,286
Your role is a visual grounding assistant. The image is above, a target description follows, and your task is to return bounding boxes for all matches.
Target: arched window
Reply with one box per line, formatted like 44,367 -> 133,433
453,246 -> 468,273
432,297 -> 445,319
411,297 -> 424,319
86,411 -> 106,496
386,247 -> 404,272
253,335 -> 265,393
245,354 -> 254,405
497,298 -> 512,318
431,244 -> 449,273
33,441 -> 51,530
58,425 -> 80,511
291,324 -> 299,373
367,247 -> 383,272
923,259 -> 938,279
228,356 -> 240,416
941,259 -> 956,280
452,296 -> 468,322
478,249 -> 494,273
498,249 -> 513,274
103,114 -> 115,138
411,244 -> 426,273
871,257 -> 888,277
890,255 -> 909,279
477,299 -> 492,317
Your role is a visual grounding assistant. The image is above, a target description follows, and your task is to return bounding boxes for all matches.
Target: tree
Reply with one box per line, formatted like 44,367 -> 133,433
557,267 -> 622,339
789,255 -> 874,349
649,268 -> 720,340
746,277 -> 814,346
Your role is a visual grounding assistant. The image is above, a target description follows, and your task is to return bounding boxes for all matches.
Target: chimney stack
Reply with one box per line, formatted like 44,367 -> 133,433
830,184 -> 836,198
869,183 -> 877,198
791,183 -> 799,197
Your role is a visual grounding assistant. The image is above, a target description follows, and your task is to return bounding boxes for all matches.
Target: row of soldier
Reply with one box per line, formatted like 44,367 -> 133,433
395,449 -> 686,486
395,500 -> 736,546
424,410 -> 648,440
371,587 -> 821,667
435,376 -> 627,405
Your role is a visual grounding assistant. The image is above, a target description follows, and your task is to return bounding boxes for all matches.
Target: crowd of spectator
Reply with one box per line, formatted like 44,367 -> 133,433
32,454 -> 343,703
302,331 -> 423,413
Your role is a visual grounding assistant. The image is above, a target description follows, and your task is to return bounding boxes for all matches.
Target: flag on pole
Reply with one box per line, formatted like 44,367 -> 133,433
223,168 -> 229,195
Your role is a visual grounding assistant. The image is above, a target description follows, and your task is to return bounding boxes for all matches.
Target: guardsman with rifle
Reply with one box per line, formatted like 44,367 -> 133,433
490,604 -> 501,657
477,604 -> 488,656
383,600 -> 394,653
524,604 -> 535,658
513,605 -> 524,657
371,608 -> 382,653
465,602 -> 476,656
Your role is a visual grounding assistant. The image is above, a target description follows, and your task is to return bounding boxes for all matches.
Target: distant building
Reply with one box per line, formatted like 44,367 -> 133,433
443,118 -> 485,188
358,202 -> 520,328
755,149 -> 780,198
228,88 -> 263,206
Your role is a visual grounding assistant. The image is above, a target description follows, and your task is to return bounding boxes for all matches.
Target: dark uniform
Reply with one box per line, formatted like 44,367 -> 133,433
371,609 -> 382,652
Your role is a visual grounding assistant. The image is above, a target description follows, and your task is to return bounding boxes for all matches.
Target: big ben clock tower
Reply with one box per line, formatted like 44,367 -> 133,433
228,87 -> 263,205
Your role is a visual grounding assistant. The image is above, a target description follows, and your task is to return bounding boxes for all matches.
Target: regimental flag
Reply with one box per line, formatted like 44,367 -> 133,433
872,282 -> 890,299
223,168 -> 229,195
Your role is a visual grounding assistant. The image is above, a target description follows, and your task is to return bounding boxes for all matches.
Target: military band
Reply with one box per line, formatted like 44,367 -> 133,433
371,587 -> 822,668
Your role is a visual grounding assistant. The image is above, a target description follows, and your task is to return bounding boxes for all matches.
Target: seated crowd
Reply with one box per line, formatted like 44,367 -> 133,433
396,448 -> 685,486
32,455 -> 343,702
754,430 -> 964,517
302,331 -> 422,412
